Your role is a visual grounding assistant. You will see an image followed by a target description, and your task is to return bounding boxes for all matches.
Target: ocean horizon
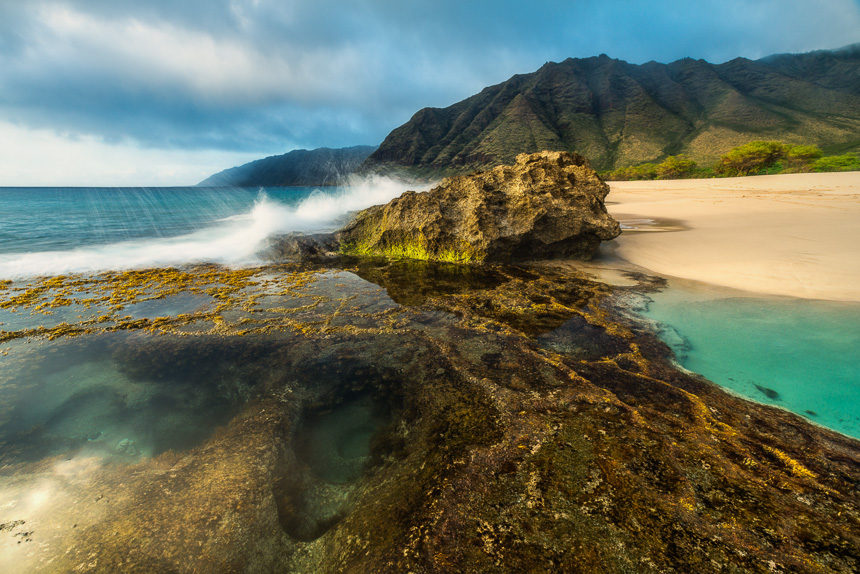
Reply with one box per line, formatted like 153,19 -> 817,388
0,179 -> 417,278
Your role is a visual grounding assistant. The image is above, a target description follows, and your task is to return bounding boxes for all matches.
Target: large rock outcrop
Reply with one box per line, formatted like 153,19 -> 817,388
338,151 -> 621,262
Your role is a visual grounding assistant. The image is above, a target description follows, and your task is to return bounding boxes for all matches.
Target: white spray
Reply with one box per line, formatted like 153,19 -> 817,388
0,175 -> 431,279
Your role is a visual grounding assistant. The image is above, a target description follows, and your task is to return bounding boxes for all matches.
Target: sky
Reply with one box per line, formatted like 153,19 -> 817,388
0,0 -> 858,186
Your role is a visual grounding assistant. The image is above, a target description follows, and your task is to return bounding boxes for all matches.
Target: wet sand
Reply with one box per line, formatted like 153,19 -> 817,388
604,171 -> 860,301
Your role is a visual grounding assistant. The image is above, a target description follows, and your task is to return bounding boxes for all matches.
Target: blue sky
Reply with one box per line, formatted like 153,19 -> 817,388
0,0 -> 858,185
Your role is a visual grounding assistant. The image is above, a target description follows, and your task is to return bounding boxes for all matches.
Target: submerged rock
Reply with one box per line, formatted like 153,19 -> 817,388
337,151 -> 621,262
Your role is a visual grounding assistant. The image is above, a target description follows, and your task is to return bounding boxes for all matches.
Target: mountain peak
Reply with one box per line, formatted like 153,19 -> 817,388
363,47 -> 859,176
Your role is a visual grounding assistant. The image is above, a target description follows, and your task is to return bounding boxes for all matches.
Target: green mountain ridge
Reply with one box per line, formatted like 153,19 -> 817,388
198,145 -> 376,187
363,44 -> 860,176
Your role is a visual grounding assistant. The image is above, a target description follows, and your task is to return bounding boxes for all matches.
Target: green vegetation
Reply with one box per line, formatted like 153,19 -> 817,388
812,154 -> 860,172
604,141 -> 858,181
607,163 -> 658,181
716,141 -> 789,176
340,236 -> 478,264
605,155 -> 700,180
655,154 -> 698,179
785,144 -> 823,166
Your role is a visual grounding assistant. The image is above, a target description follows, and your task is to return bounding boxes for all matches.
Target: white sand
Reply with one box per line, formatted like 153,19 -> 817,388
603,172 -> 860,301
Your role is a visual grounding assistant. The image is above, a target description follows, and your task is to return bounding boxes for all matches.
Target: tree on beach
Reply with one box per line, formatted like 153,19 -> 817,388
786,144 -> 822,163
603,141 -> 856,180
716,141 -> 788,176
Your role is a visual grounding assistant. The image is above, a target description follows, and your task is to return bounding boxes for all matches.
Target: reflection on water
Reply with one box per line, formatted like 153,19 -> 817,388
642,281 -> 860,438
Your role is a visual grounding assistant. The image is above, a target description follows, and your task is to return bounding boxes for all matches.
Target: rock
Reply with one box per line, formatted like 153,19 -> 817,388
115,438 -> 140,457
338,151 -> 621,262
264,232 -> 339,261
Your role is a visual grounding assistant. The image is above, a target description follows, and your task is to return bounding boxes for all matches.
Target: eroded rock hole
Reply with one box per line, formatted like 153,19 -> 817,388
274,360 -> 403,542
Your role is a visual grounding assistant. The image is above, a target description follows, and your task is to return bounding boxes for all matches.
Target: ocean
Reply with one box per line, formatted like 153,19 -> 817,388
0,178 -> 412,278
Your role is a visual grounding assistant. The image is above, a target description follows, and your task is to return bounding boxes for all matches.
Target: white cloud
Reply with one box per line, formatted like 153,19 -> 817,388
0,121 -> 261,186
33,3 -> 370,105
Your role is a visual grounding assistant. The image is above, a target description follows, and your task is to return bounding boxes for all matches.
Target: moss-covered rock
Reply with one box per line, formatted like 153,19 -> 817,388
337,151 -> 621,262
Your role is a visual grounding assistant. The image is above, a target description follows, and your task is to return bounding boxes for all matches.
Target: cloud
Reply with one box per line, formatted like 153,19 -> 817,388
0,121 -> 261,186
0,0 -> 857,185
34,5 -> 369,105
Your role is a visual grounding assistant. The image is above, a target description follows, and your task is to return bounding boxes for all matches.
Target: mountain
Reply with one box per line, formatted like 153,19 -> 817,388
198,145 -> 376,187
364,45 -> 860,176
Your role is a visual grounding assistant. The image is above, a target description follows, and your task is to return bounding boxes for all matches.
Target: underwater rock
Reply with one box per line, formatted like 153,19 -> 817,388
337,151 -> 621,262
265,232 -> 339,262
755,383 -> 781,400
114,438 -> 140,457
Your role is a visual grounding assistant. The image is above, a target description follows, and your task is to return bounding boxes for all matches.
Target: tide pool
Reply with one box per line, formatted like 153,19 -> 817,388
641,281 -> 860,438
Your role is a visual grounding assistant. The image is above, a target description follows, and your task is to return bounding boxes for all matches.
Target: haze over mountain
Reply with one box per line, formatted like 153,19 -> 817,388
363,44 -> 860,176
198,146 -> 376,187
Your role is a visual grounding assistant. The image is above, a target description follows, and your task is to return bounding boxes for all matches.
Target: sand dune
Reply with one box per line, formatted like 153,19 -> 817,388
603,172 -> 860,301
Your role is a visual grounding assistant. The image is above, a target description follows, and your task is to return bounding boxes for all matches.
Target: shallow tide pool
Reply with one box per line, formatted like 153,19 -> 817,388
641,280 -> 860,438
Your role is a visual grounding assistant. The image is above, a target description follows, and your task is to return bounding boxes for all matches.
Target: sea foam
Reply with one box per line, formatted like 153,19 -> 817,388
0,175 -> 425,279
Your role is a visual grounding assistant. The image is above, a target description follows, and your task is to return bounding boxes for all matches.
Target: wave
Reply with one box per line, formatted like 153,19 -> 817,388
0,175 -> 426,279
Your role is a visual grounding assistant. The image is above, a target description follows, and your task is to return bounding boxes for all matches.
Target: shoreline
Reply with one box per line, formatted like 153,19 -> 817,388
603,171 -> 860,302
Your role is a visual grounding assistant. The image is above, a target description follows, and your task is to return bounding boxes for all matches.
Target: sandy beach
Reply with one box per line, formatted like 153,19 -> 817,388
603,172 -> 860,301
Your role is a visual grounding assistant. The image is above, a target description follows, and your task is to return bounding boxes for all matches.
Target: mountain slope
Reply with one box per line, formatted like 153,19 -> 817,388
364,45 -> 860,175
199,145 -> 376,187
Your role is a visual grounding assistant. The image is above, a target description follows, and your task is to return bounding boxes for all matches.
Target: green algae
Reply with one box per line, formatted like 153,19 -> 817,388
340,233 -> 479,264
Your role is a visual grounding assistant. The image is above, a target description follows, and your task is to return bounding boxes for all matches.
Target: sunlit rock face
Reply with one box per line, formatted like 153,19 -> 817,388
337,151 -> 621,262
0,261 -> 857,573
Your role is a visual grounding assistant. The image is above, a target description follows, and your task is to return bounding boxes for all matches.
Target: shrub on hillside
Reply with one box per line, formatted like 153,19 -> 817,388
812,154 -> 860,172
606,163 -> 658,181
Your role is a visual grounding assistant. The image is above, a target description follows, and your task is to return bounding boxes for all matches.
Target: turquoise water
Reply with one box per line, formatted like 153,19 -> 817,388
642,282 -> 860,438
